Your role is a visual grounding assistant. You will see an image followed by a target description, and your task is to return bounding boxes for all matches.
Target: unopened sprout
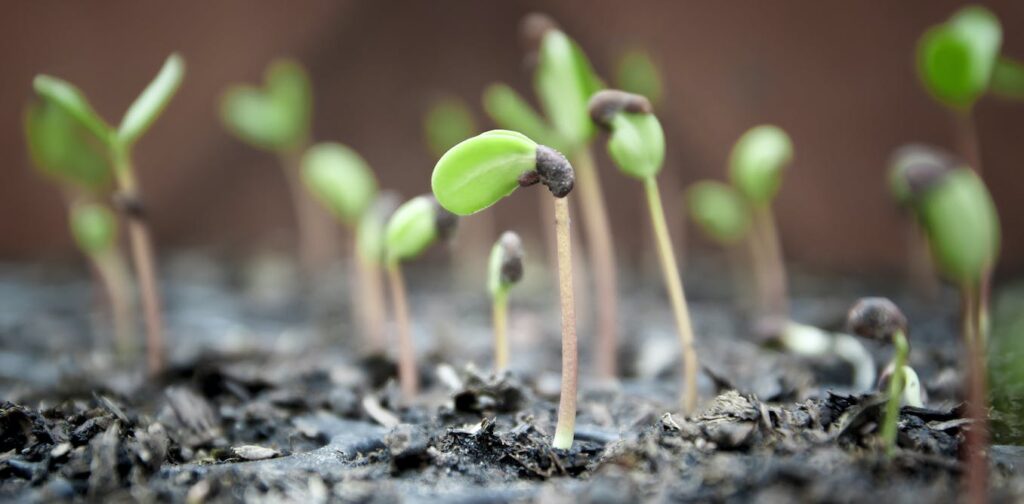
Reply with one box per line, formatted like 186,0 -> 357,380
383,195 -> 458,400
847,298 -> 919,457
488,231 -> 524,372
588,90 -> 699,413
432,130 -> 578,449
33,53 -> 184,375
221,59 -> 335,271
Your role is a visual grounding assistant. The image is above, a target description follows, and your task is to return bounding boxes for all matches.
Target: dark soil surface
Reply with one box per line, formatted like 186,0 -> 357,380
1,254 -> 1023,503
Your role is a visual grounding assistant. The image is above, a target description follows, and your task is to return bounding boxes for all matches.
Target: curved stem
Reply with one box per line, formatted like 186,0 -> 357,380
552,196 -> 578,449
493,289 -> 509,372
571,147 -> 619,379
387,261 -> 418,400
645,178 -> 699,414
882,330 -> 908,457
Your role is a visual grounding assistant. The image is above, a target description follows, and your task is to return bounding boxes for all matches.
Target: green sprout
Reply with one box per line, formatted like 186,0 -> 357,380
33,53 -> 184,375
917,6 -> 1002,112
355,193 -> 401,351
847,297 -> 920,457
588,90 -> 699,413
686,181 -> 750,246
432,130 -> 578,449
424,96 -> 478,159
488,231 -> 525,372
383,195 -> 458,400
614,49 -> 664,106
221,59 -> 335,271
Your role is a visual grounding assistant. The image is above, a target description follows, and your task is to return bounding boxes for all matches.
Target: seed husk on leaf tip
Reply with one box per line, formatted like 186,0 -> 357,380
587,90 -> 653,129
534,145 -> 574,198
846,297 -> 908,342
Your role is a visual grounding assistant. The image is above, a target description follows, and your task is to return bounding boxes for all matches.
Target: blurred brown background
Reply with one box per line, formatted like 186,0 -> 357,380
2,1 -> 1022,276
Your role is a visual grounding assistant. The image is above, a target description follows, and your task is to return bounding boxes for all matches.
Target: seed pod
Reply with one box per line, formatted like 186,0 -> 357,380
888,144 -> 956,205
846,297 -> 908,342
488,231 -> 525,297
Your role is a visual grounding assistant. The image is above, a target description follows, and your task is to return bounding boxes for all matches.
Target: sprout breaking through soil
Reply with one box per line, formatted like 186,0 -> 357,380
384,195 -> 458,400
488,231 -> 524,372
432,130 -> 579,449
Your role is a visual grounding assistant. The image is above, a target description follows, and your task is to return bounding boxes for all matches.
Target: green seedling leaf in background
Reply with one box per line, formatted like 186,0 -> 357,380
357,192 -> 399,266
589,90 -> 664,180
917,6 -> 1002,110
118,54 -> 185,147
615,49 -> 663,106
887,144 -> 957,206
488,231 -> 525,297
301,142 -> 378,225
24,100 -> 112,191
69,202 -> 117,256
990,56 -> 1024,101
220,59 -> 312,152
424,96 -> 478,159
917,169 -> 1000,283
384,195 -> 457,264
482,83 -> 565,152
32,75 -> 112,143
729,125 -> 793,206
686,181 -> 751,245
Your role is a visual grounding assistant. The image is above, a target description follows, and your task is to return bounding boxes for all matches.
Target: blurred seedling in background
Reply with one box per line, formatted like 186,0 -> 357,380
432,130 -> 579,449
484,13 -> 621,379
901,163 -> 1000,501
23,100 -> 136,361
614,49 -> 663,107
588,90 -> 699,413
221,59 -> 337,272
686,126 -> 875,392
383,195 -> 458,400
488,231 -> 524,372
301,143 -> 389,349
847,298 -> 924,457
33,53 -> 185,375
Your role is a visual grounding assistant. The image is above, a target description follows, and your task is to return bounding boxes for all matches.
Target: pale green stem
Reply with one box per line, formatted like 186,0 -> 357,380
493,288 -> 509,372
355,241 -> 388,352
92,249 -> 137,362
644,177 -> 698,414
882,330 -> 908,457
552,196 -> 578,450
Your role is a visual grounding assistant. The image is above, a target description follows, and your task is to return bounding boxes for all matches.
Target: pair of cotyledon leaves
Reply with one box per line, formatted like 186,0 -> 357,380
220,59 -> 312,153
27,54 -> 185,189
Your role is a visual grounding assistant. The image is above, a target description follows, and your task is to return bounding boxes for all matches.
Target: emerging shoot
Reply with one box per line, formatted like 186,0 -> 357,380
431,130 -> 578,449
33,53 -> 184,375
488,231 -> 525,372
383,195 -> 458,400
588,90 -> 699,413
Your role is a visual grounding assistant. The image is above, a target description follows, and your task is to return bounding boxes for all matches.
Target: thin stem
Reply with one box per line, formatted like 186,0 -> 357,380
644,178 -> 699,414
955,110 -> 981,176
962,282 -> 989,504
882,330 -> 909,457
571,147 -> 619,379
112,147 -> 166,375
355,243 -> 388,352
278,148 -> 338,274
751,205 -> 788,320
92,249 -> 137,362
552,196 -> 578,450
493,288 -> 509,372
907,222 -> 939,300
387,261 -> 418,400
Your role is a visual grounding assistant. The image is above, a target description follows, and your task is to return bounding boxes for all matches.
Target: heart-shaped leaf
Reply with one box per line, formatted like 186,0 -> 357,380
918,169 -> 1000,283
385,195 -> 456,263
482,83 -> 565,152
431,130 -> 539,215
33,75 -> 112,144
728,125 -> 793,206
220,59 -> 311,152
69,202 -> 117,255
424,96 -> 478,159
917,6 -> 1002,110
301,142 -> 378,225
685,181 -> 751,245
118,53 -> 185,147
534,28 -> 603,151
24,100 -> 112,191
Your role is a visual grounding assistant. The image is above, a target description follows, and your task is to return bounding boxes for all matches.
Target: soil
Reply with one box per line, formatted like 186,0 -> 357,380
1,254 -> 1023,503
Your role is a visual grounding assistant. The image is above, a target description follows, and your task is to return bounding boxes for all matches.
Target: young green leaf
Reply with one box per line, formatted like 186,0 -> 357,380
301,142 -> 378,225
69,203 -> 117,255
118,53 -> 185,147
424,96 -> 478,159
220,59 -> 312,152
615,49 -> 663,106
385,195 -> 456,264
588,90 -> 664,180
357,192 -> 399,266
32,75 -> 112,143
917,169 -> 1000,283
482,83 -> 565,152
990,56 -> 1024,101
528,15 -> 603,150
917,5 -> 1002,110
887,144 -> 957,205
728,125 -> 793,206
24,100 -> 112,191
685,181 -> 751,245
488,231 -> 525,297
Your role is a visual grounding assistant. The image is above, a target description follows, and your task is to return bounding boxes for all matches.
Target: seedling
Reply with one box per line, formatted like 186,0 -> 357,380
383,195 -> 458,400
587,90 -> 699,412
432,130 -> 578,449
33,53 -> 184,375
301,142 -> 386,347
488,231 -> 525,372
847,298 -> 921,457
614,49 -> 663,106
221,59 -> 336,271
355,192 -> 401,350
521,13 -> 620,379
424,96 -> 478,159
